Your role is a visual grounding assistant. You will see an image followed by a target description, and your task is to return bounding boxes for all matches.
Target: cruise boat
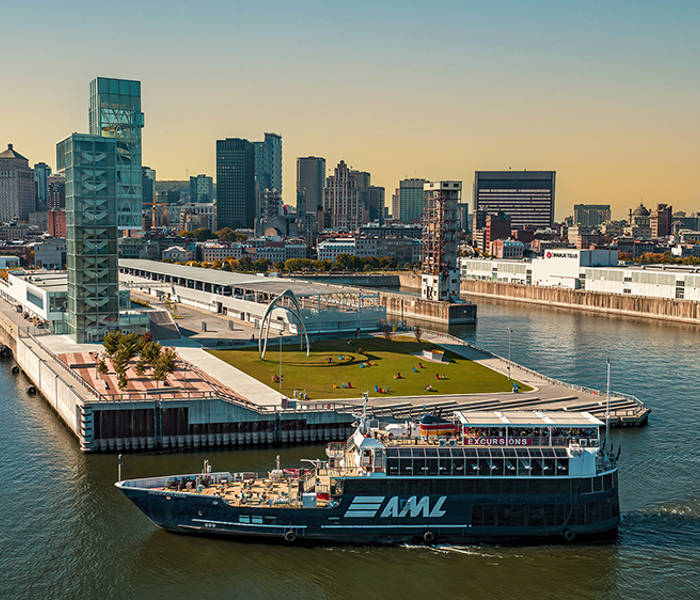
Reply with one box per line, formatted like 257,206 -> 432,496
116,405 -> 620,544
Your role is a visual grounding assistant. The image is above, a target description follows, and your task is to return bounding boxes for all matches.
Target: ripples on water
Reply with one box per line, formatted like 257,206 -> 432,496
1,300 -> 698,600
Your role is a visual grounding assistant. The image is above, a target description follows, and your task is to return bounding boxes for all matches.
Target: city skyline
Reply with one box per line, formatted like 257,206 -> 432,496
2,1 -> 699,219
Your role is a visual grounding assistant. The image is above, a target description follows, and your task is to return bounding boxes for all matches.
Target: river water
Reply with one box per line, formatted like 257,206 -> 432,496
2,299 -> 698,600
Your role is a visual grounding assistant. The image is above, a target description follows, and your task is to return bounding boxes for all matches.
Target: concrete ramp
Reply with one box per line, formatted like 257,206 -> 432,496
147,310 -> 181,341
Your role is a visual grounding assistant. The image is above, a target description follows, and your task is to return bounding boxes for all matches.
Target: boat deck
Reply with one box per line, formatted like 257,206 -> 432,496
157,472 -> 340,509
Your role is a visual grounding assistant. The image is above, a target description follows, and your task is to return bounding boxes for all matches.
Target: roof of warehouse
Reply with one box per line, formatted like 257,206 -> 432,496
118,258 -> 359,297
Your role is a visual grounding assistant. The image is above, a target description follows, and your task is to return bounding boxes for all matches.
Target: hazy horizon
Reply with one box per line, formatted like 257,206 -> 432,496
2,0 -> 699,220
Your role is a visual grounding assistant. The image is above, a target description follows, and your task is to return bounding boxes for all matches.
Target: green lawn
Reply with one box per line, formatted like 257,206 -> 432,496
207,336 -> 531,400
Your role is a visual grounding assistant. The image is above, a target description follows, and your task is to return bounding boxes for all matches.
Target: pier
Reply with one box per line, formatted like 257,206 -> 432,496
0,287 -> 648,455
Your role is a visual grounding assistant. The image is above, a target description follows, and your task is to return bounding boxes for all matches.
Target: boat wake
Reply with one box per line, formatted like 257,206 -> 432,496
620,497 -> 700,548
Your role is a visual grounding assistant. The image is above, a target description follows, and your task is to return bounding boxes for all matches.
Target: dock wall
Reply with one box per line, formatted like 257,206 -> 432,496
459,280 -> 700,324
379,292 -> 477,325
16,335 -> 83,437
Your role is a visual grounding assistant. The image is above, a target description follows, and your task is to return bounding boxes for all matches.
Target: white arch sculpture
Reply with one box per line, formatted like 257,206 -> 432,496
258,288 -> 310,360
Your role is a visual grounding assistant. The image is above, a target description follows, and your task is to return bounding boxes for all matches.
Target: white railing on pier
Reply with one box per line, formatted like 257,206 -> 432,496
418,328 -> 647,413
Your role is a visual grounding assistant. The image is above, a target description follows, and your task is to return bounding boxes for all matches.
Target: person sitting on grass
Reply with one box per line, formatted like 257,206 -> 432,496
425,384 -> 433,392
394,372 -> 402,379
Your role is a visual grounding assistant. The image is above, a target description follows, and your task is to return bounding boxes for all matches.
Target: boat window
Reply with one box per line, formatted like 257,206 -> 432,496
556,457 -> 569,475
385,447 -> 399,457
464,448 -> 478,458
541,448 -> 556,458
477,448 -> 491,458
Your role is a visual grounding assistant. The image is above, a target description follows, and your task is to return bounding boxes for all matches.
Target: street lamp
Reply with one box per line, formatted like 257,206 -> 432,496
507,327 -> 513,381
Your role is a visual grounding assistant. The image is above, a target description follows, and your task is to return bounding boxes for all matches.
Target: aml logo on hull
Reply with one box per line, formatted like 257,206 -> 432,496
344,496 -> 447,519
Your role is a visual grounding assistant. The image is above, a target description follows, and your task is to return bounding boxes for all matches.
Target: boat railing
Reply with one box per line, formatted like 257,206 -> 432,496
384,435 -> 599,448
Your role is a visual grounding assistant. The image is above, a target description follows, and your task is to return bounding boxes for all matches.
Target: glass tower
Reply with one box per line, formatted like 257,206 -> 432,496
254,133 -> 282,195
89,77 -> 144,230
216,138 -> 256,230
57,134 -> 119,343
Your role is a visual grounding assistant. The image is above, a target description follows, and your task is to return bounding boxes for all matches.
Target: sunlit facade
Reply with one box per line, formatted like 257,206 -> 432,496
89,77 -> 144,230
57,134 -> 119,342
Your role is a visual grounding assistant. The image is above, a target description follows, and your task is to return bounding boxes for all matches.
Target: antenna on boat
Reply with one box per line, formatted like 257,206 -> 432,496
361,392 -> 369,434
118,453 -> 123,482
605,358 -> 611,452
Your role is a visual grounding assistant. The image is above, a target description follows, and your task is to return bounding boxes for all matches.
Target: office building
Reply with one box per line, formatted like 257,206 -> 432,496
0,144 -> 36,223
48,209 -> 66,237
490,239 -> 525,259
323,160 -> 361,230
216,138 -> 256,230
474,171 -> 555,228
395,178 -> 427,223
422,181 -> 461,302
650,203 -> 673,238
296,156 -> 326,217
368,186 -> 385,223
254,133 -> 282,197
56,133 -> 119,342
48,174 -> 66,210
142,167 -> 155,209
34,162 -> 51,206
485,211 -> 512,248
573,204 -> 611,228
189,174 -> 214,203
350,170 -> 371,224
89,77 -> 144,230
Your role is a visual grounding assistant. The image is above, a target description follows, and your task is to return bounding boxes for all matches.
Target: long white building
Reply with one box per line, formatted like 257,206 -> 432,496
460,249 -> 700,300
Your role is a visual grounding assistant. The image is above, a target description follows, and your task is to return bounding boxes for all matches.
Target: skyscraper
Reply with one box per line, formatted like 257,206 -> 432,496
56,134 -> 118,343
89,77 -> 144,230
189,174 -> 214,203
395,178 -> 427,223
650,203 -> 673,238
422,181 -> 461,302
0,144 -> 35,223
216,138 -> 255,230
474,171 -> 555,228
48,174 -> 66,210
142,166 -> 156,210
254,133 -> 282,197
573,204 -> 611,228
323,160 -> 361,230
368,185 -> 385,223
33,162 -> 51,206
296,156 -> 325,217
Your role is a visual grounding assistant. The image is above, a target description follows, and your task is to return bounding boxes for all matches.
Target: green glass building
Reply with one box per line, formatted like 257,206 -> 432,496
89,77 -> 144,230
57,134 -> 119,343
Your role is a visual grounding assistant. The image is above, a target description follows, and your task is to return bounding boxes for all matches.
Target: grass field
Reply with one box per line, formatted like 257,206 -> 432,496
207,336 -> 531,400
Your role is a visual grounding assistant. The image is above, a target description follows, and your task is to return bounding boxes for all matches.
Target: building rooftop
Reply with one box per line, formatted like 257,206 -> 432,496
0,143 -> 28,161
454,410 -> 603,427
9,270 -> 68,292
119,259 -> 359,298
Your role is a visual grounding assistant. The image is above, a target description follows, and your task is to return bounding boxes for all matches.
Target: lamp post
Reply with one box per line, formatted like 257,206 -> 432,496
507,327 -> 513,381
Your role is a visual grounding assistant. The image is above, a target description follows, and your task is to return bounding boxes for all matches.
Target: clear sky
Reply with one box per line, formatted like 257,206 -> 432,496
2,0 -> 699,219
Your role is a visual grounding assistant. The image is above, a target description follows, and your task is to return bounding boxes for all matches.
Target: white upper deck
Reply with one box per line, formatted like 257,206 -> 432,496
455,410 -> 604,428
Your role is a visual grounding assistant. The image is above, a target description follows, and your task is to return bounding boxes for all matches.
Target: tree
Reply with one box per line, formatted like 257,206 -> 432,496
285,258 -> 303,272
117,372 -> 128,390
238,255 -> 254,271
103,330 -> 121,357
97,358 -> 108,376
215,227 -> 236,241
134,357 -> 147,376
152,347 -> 177,385
178,230 -> 193,238
254,257 -> 270,272
118,331 -> 143,362
192,227 -> 215,242
141,340 -> 162,366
